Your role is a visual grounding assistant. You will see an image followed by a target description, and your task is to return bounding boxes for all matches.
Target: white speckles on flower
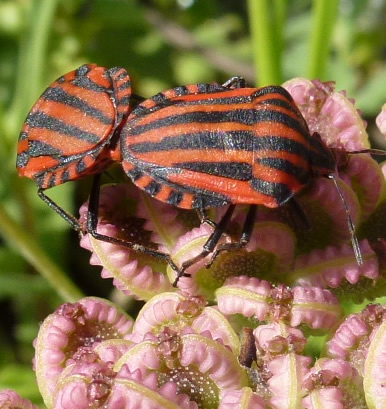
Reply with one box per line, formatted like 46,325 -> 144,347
113,329 -> 248,407
33,297 -> 133,408
111,368 -> 198,409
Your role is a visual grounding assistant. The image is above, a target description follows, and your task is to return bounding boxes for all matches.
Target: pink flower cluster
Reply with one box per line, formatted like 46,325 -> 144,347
2,79 -> 386,408
5,291 -> 385,408
78,79 -> 385,302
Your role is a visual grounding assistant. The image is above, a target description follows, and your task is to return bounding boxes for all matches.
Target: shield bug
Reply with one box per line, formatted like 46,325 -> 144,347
17,71 -> 364,286
16,64 -> 181,270
120,82 -> 363,285
17,64 -> 131,226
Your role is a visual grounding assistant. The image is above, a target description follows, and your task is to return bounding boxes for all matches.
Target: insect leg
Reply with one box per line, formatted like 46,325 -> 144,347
222,76 -> 247,89
37,188 -> 81,231
173,205 -> 236,286
86,174 -> 180,272
131,93 -> 146,104
284,198 -> 311,231
196,207 -> 217,228
328,174 -> 363,265
207,204 -> 258,267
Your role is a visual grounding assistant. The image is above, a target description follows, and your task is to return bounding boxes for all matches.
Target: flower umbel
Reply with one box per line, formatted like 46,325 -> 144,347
5,78 -> 386,408
79,80 -> 385,300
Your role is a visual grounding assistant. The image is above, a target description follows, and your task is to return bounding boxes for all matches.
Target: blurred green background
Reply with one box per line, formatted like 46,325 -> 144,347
0,0 -> 385,404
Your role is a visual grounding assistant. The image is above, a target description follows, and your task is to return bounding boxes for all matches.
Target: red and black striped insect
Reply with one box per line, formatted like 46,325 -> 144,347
17,63 -> 131,226
17,69 -> 361,286
119,80 -> 362,285
17,64 -> 131,189
16,64 -> 179,270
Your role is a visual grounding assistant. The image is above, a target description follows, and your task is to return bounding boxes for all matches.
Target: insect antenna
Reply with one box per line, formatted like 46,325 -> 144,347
344,148 -> 386,156
328,174 -> 363,266
331,147 -> 386,163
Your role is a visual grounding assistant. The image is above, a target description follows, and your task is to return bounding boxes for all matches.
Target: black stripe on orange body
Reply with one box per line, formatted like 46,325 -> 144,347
16,64 -> 132,189
121,84 -> 336,209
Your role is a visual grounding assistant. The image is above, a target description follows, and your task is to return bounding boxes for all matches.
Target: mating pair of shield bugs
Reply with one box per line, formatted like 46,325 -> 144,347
16,64 -> 367,286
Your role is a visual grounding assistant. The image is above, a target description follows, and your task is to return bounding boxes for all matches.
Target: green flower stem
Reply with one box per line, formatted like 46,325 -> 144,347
0,203 -> 84,302
308,0 -> 339,79
247,0 -> 284,86
6,0 -> 65,288
8,0 -> 59,140
272,0 -> 287,73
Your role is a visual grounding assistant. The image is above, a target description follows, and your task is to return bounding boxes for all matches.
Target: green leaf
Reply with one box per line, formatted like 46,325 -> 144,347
355,65 -> 386,116
0,363 -> 42,407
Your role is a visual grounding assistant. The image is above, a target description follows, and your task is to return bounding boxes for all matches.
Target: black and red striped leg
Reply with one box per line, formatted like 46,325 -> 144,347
172,204 -> 236,286
206,204 -> 258,267
86,173 -> 180,272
